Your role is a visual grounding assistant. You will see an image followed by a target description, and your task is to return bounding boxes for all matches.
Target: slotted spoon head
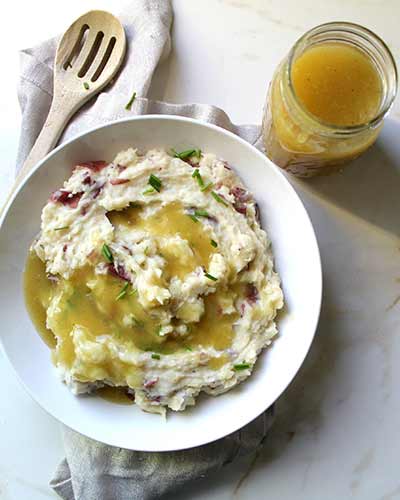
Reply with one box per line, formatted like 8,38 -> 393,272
55,10 -> 126,97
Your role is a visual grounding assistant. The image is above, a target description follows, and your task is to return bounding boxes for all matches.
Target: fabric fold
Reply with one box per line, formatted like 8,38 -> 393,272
50,410 -> 272,500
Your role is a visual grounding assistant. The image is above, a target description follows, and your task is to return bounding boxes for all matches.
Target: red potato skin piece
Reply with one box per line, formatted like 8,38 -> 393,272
233,203 -> 247,215
110,178 -> 130,185
230,186 -> 251,202
246,283 -> 259,304
91,184 -> 104,199
230,186 -> 252,215
144,378 -> 159,389
108,263 -> 130,282
50,190 -> 83,208
76,161 -> 108,172
149,395 -> 161,402
80,203 -> 90,216
82,175 -> 93,185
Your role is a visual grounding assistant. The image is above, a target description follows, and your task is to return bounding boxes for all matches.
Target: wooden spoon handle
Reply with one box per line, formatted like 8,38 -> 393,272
16,93 -> 77,184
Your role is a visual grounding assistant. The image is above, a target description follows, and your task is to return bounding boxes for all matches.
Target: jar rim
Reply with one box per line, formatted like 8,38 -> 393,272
286,21 -> 398,135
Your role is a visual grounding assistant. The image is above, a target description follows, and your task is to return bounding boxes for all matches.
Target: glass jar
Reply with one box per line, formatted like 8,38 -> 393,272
262,22 -> 398,177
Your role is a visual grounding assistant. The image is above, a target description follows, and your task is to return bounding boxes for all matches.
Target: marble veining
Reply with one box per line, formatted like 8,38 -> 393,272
381,485 -> 400,500
385,294 -> 400,311
217,0 -> 307,32
350,448 -> 375,491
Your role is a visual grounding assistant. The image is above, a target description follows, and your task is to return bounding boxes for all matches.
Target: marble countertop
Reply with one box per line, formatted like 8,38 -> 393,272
1,1 -> 399,498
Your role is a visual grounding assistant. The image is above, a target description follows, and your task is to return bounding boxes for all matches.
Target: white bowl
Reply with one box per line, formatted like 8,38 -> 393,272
0,116 -> 322,451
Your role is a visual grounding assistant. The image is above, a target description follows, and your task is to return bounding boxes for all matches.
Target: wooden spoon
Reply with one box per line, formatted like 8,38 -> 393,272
4,10 -> 126,211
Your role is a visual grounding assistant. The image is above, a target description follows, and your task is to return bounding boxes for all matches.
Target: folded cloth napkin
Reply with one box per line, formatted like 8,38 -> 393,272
16,1 -> 273,498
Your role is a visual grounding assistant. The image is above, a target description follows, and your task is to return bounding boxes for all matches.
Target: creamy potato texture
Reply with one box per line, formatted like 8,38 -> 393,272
25,148 -> 283,415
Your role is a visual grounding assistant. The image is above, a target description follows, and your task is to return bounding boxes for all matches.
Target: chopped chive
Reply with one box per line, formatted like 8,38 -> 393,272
179,149 -> 197,159
116,282 -> 129,300
233,363 -> 251,371
143,186 -> 156,195
201,181 -> 213,192
172,148 -> 201,160
151,353 -> 161,360
188,214 -> 199,223
148,174 -> 162,192
185,346 -> 193,352
125,91 -> 137,111
194,209 -> 209,218
132,316 -> 144,328
204,272 -> 218,282
211,191 -> 228,206
210,239 -> 218,248
156,325 -> 162,335
83,82 -> 90,90
192,168 -> 205,188
102,243 -> 113,263
129,288 -> 137,296
54,226 -> 69,231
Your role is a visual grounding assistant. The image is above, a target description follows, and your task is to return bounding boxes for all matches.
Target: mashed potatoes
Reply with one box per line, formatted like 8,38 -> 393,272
25,148 -> 283,415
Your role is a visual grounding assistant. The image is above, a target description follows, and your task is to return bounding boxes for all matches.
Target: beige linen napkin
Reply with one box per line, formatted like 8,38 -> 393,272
17,1 -> 273,498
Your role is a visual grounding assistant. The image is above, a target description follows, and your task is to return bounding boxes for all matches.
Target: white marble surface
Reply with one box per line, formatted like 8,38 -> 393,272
1,0 -> 400,498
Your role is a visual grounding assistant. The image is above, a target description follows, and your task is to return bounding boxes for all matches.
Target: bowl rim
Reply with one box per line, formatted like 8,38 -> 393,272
0,114 -> 322,450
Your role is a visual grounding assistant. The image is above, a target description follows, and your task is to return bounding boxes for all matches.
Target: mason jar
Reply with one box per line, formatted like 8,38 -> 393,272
262,22 -> 398,177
